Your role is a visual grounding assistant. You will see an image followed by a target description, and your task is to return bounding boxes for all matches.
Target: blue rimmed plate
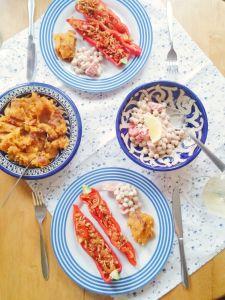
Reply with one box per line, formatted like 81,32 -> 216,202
40,0 -> 152,93
0,82 -> 82,180
51,167 -> 174,295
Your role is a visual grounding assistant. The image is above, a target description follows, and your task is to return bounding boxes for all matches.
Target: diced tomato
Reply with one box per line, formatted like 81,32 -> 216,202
80,187 -> 137,266
73,205 -> 122,283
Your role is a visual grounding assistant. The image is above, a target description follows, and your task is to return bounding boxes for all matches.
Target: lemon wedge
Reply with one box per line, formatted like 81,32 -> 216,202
144,114 -> 162,143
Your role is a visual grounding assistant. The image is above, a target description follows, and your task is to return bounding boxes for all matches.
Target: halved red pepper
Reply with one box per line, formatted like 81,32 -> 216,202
80,186 -> 137,266
67,18 -> 130,66
73,205 -> 122,283
75,0 -> 130,35
99,22 -> 142,56
75,0 -> 142,56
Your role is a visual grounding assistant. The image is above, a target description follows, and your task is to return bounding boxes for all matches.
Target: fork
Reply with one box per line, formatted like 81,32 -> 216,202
32,191 -> 49,280
166,0 -> 178,74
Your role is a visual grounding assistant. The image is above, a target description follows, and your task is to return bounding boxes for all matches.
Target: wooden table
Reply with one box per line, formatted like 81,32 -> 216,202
0,1 -> 225,299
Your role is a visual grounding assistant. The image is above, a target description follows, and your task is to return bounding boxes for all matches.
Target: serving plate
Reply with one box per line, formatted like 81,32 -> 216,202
116,81 -> 208,172
0,82 -> 82,180
51,167 -> 173,295
40,0 -> 152,93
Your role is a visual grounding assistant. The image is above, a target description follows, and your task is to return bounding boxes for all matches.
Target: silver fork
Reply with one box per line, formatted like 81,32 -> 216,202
166,0 -> 178,74
32,191 -> 49,280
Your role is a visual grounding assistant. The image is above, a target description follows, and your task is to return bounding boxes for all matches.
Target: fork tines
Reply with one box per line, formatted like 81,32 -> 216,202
167,61 -> 178,74
32,191 -> 45,206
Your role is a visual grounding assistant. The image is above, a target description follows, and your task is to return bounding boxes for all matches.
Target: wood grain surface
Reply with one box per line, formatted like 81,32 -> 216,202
0,1 -> 225,300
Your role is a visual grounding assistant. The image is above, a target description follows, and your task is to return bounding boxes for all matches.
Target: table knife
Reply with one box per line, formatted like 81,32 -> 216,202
27,0 -> 36,81
172,187 -> 189,289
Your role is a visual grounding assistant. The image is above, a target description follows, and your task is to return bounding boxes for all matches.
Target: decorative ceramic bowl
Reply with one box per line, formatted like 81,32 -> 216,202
116,81 -> 208,171
0,82 -> 82,180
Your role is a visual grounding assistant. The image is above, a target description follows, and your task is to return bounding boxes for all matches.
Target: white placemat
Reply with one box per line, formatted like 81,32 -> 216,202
1,0 -> 225,299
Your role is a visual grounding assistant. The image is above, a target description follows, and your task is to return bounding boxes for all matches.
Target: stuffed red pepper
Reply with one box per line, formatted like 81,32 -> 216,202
80,186 -> 137,266
73,205 -> 122,283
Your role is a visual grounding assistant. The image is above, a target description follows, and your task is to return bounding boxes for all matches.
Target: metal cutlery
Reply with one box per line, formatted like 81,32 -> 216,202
32,191 -> 49,280
166,0 -> 178,74
27,0 -> 36,81
170,110 -> 225,172
188,131 -> 225,172
0,163 -> 31,209
172,187 -> 189,289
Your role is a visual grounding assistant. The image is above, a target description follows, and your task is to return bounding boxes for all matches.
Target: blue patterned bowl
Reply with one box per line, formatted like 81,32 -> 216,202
0,82 -> 82,180
116,81 -> 208,172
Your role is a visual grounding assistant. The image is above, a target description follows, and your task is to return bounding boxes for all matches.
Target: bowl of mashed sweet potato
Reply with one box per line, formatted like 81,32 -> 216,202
0,82 -> 82,179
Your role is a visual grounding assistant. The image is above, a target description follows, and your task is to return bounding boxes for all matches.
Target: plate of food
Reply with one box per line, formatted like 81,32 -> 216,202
0,82 -> 82,179
116,81 -> 208,171
51,167 -> 173,295
40,0 -> 152,93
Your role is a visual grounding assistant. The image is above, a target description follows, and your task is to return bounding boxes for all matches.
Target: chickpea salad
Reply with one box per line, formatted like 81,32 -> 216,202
128,97 -> 186,160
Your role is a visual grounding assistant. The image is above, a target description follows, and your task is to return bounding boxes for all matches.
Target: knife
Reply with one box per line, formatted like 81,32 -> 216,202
27,0 -> 36,82
172,187 -> 189,289
0,164 -> 30,209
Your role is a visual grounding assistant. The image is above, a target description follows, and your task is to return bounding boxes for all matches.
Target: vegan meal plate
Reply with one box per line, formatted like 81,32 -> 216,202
116,81 -> 208,172
0,83 -> 82,180
51,167 -> 173,295
40,0 -> 152,93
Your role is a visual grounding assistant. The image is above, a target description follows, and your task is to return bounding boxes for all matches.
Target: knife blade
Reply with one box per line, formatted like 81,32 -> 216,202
172,186 -> 189,288
27,0 -> 36,81
172,186 -> 183,238
27,35 -> 36,81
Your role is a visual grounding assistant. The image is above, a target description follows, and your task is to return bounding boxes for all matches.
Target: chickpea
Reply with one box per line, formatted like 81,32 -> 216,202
143,147 -> 149,154
171,140 -> 177,145
156,146 -> 162,152
166,149 -> 173,155
159,150 -> 166,156
153,110 -> 159,117
162,142 -> 167,150
148,152 -> 154,158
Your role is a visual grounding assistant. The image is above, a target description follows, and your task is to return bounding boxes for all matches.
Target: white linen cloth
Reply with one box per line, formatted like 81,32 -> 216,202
1,0 -> 225,299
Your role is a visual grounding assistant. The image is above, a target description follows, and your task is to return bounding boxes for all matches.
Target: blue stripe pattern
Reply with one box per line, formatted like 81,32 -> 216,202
40,0 -> 153,93
51,168 -> 174,295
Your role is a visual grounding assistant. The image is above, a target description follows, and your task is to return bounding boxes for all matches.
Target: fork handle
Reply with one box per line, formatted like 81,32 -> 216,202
39,224 -> 49,280
178,238 -> 189,289
188,132 -> 225,172
167,0 -> 174,46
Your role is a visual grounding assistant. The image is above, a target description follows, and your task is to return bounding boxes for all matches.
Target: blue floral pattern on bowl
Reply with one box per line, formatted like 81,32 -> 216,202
0,82 -> 82,179
116,81 -> 208,171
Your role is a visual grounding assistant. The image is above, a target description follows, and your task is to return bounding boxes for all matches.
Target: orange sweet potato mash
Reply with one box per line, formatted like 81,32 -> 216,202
0,92 -> 69,168
54,30 -> 76,62
128,210 -> 155,245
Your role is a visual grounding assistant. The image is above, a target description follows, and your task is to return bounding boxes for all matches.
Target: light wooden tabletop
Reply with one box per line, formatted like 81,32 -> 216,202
0,1 -> 225,300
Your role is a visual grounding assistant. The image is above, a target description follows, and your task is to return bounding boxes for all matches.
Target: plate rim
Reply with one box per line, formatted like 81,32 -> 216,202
51,167 -> 174,295
0,82 -> 82,180
39,0 -> 153,93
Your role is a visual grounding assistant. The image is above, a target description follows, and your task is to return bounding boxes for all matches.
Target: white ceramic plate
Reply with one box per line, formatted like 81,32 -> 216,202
51,168 -> 174,295
40,0 -> 153,93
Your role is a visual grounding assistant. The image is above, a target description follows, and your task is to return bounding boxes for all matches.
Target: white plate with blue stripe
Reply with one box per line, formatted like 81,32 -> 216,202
51,168 -> 174,295
40,0 -> 153,93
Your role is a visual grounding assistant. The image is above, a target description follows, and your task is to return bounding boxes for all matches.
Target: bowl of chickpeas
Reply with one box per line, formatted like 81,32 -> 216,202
116,81 -> 208,171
